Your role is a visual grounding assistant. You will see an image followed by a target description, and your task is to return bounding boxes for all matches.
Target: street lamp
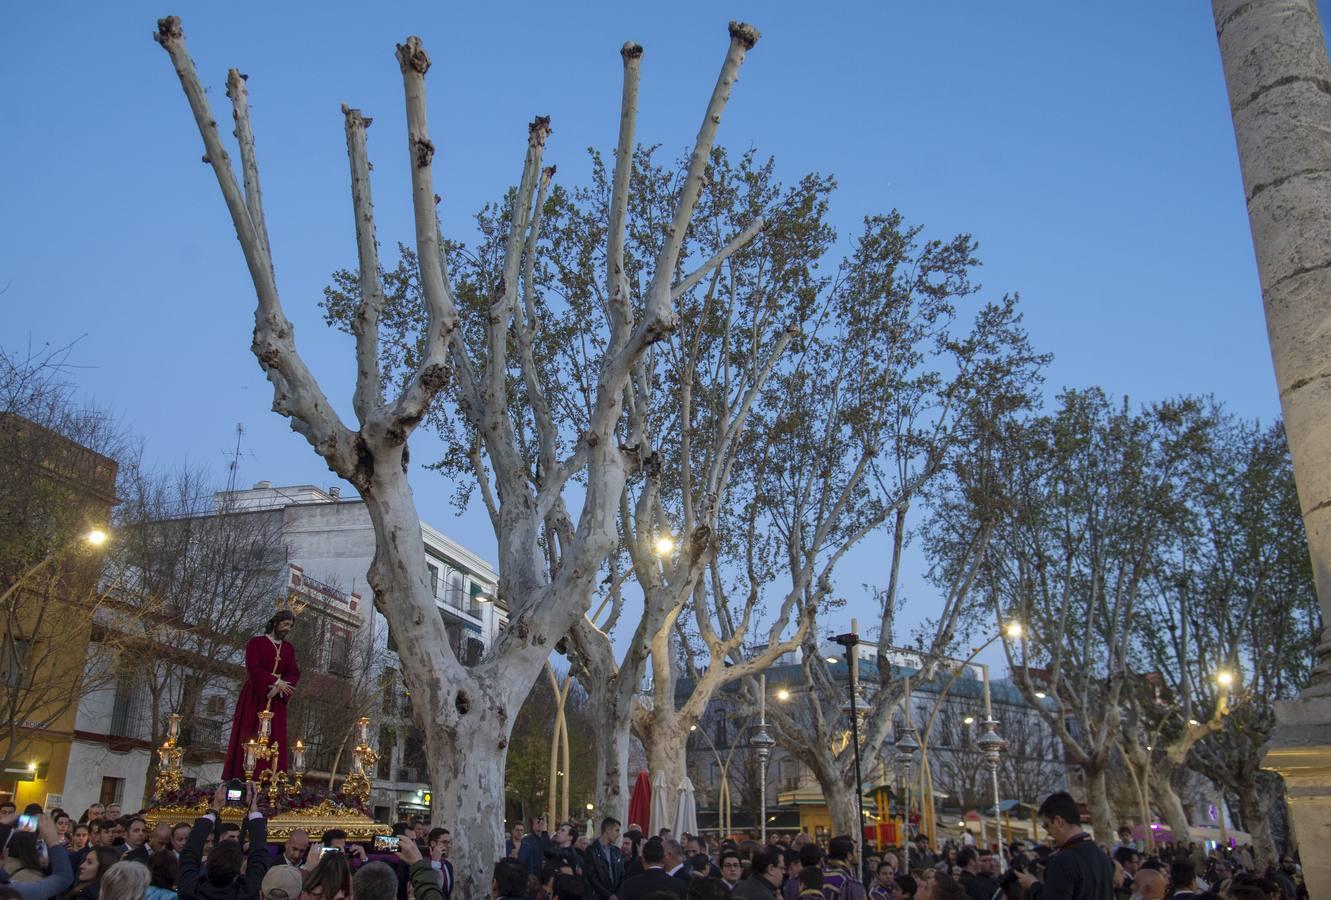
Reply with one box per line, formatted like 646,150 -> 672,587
831,625 -> 865,861
751,674 -> 776,845
0,527 -> 112,608
912,620 -> 1025,848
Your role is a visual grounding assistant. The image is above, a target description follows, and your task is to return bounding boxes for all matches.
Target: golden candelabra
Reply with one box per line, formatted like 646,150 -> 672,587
152,714 -> 185,798
340,717 -> 377,806
244,709 -> 306,805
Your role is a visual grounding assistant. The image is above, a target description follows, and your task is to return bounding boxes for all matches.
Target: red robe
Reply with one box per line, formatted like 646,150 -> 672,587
223,635 -> 301,779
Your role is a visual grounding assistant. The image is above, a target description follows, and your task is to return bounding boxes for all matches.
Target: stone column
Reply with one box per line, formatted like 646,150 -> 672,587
1212,1 -> 1331,895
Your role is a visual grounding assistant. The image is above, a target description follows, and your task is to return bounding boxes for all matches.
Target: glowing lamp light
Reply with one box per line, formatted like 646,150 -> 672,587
26,762 -> 36,773
1217,670 -> 1235,688
86,529 -> 109,546
776,689 -> 791,701
690,725 -> 698,732
653,535 -> 676,557
1188,719 -> 1200,726
585,803 -> 594,811
1034,691 -> 1047,699
475,592 -> 493,604
826,657 -> 839,664
963,716 -> 975,725
1003,622 -> 1023,639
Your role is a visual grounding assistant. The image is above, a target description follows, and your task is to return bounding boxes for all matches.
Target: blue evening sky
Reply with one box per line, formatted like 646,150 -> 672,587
6,2 -> 1324,671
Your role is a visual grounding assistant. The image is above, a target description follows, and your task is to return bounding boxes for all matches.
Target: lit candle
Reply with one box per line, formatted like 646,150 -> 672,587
167,714 -> 181,742
983,664 -> 993,720
259,712 -> 273,739
357,717 -> 370,744
293,740 -> 306,774
244,739 -> 258,771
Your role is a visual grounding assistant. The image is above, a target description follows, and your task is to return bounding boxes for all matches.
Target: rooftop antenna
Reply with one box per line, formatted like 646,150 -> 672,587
219,423 -> 256,512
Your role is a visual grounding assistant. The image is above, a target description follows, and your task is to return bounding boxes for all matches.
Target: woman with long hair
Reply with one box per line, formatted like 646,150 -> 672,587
5,831 -> 47,883
66,847 -> 122,900
300,850 -> 352,900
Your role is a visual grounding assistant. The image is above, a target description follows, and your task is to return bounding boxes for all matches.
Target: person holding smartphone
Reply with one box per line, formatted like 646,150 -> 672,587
177,783 -> 268,900
0,813 -> 74,900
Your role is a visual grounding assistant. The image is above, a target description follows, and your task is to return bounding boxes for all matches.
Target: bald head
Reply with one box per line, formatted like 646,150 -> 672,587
1134,868 -> 1166,900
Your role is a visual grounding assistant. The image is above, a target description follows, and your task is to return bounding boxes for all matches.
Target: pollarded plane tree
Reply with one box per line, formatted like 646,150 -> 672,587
153,15 -> 762,894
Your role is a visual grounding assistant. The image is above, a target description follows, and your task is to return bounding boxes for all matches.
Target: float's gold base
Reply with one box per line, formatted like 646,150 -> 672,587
143,799 -> 380,842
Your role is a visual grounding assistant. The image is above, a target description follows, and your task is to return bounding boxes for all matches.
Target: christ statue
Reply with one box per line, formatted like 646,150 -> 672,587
223,608 -> 301,779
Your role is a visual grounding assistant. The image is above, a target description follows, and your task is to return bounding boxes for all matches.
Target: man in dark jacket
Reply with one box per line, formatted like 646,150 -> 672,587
1016,792 -> 1112,900
957,848 -> 998,900
732,850 -> 783,900
619,839 -> 686,900
178,783 -> 269,900
519,817 -> 552,881
584,818 -> 624,900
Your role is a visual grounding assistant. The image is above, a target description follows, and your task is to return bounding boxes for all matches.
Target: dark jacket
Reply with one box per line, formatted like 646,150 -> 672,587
585,839 -> 625,900
410,859 -> 446,900
732,875 -> 780,900
519,833 -> 552,880
1031,835 -> 1113,900
123,845 -> 152,866
621,868 -> 688,900
178,814 -> 270,900
960,871 -> 999,900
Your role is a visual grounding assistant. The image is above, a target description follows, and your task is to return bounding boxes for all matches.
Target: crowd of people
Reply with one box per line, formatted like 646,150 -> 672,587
0,790 -> 1306,900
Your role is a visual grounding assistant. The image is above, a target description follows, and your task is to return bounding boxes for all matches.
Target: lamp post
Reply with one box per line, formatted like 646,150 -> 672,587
893,710 -> 919,843
912,622 -> 1023,849
976,662 -> 1007,871
751,674 -> 776,845
832,625 -> 865,861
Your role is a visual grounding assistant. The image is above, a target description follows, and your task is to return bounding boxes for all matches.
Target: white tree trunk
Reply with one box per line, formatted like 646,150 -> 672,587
1084,766 -> 1114,844
1237,780 -> 1279,870
585,678 -> 634,822
1212,0 -> 1331,678
646,718 -> 689,830
1148,766 -> 1192,847
360,465 -> 513,898
821,770 -> 859,840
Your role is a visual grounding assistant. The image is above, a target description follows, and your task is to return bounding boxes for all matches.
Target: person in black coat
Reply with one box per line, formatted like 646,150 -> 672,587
619,841 -> 686,900
178,784 -> 269,900
585,819 -> 625,900
1017,793 -> 1112,900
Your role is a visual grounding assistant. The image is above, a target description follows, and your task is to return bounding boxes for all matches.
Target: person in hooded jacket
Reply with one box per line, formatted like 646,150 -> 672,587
177,784 -> 268,900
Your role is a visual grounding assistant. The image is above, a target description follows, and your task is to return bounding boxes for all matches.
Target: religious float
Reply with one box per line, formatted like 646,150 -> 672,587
142,711 -> 382,841
141,601 -> 382,840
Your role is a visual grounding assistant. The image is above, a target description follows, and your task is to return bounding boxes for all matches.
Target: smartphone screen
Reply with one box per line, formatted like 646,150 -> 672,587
373,835 -> 400,852
16,815 -> 37,832
225,787 -> 243,802
321,846 -> 342,857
